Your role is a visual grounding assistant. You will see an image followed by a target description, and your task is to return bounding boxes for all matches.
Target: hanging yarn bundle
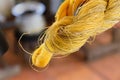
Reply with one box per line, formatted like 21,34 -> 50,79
32,0 -> 120,68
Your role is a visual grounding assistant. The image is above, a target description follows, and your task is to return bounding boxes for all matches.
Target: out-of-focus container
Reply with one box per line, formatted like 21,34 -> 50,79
12,1 -> 46,35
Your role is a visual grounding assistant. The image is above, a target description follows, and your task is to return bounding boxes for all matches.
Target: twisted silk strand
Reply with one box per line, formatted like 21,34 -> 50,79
31,0 -> 120,68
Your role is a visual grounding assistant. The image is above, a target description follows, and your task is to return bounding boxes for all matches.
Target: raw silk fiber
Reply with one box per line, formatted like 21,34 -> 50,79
31,0 -> 120,68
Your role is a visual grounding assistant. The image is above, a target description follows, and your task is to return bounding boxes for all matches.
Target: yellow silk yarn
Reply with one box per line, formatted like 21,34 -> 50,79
32,0 -> 120,68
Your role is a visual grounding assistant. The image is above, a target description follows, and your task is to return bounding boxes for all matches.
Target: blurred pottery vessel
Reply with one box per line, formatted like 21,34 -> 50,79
12,1 -> 46,35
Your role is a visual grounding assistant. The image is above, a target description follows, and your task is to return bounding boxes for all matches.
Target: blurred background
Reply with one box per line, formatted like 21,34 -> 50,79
0,0 -> 120,80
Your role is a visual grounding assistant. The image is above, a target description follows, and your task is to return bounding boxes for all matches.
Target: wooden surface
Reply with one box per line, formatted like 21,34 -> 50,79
7,52 -> 120,80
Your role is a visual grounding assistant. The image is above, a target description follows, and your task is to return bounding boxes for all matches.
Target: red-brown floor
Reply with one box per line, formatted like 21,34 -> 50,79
3,51 -> 120,80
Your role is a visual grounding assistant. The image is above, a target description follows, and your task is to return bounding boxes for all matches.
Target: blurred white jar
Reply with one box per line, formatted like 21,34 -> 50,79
12,1 -> 46,35
15,12 -> 46,35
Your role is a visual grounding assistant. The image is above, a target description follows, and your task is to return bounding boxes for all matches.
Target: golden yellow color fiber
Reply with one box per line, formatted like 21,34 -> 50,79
32,0 -> 120,68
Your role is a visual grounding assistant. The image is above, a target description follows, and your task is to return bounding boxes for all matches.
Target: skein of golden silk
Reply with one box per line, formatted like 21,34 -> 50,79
32,0 -> 120,68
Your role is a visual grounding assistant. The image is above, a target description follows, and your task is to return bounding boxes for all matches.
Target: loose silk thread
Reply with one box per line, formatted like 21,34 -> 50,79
31,0 -> 120,68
